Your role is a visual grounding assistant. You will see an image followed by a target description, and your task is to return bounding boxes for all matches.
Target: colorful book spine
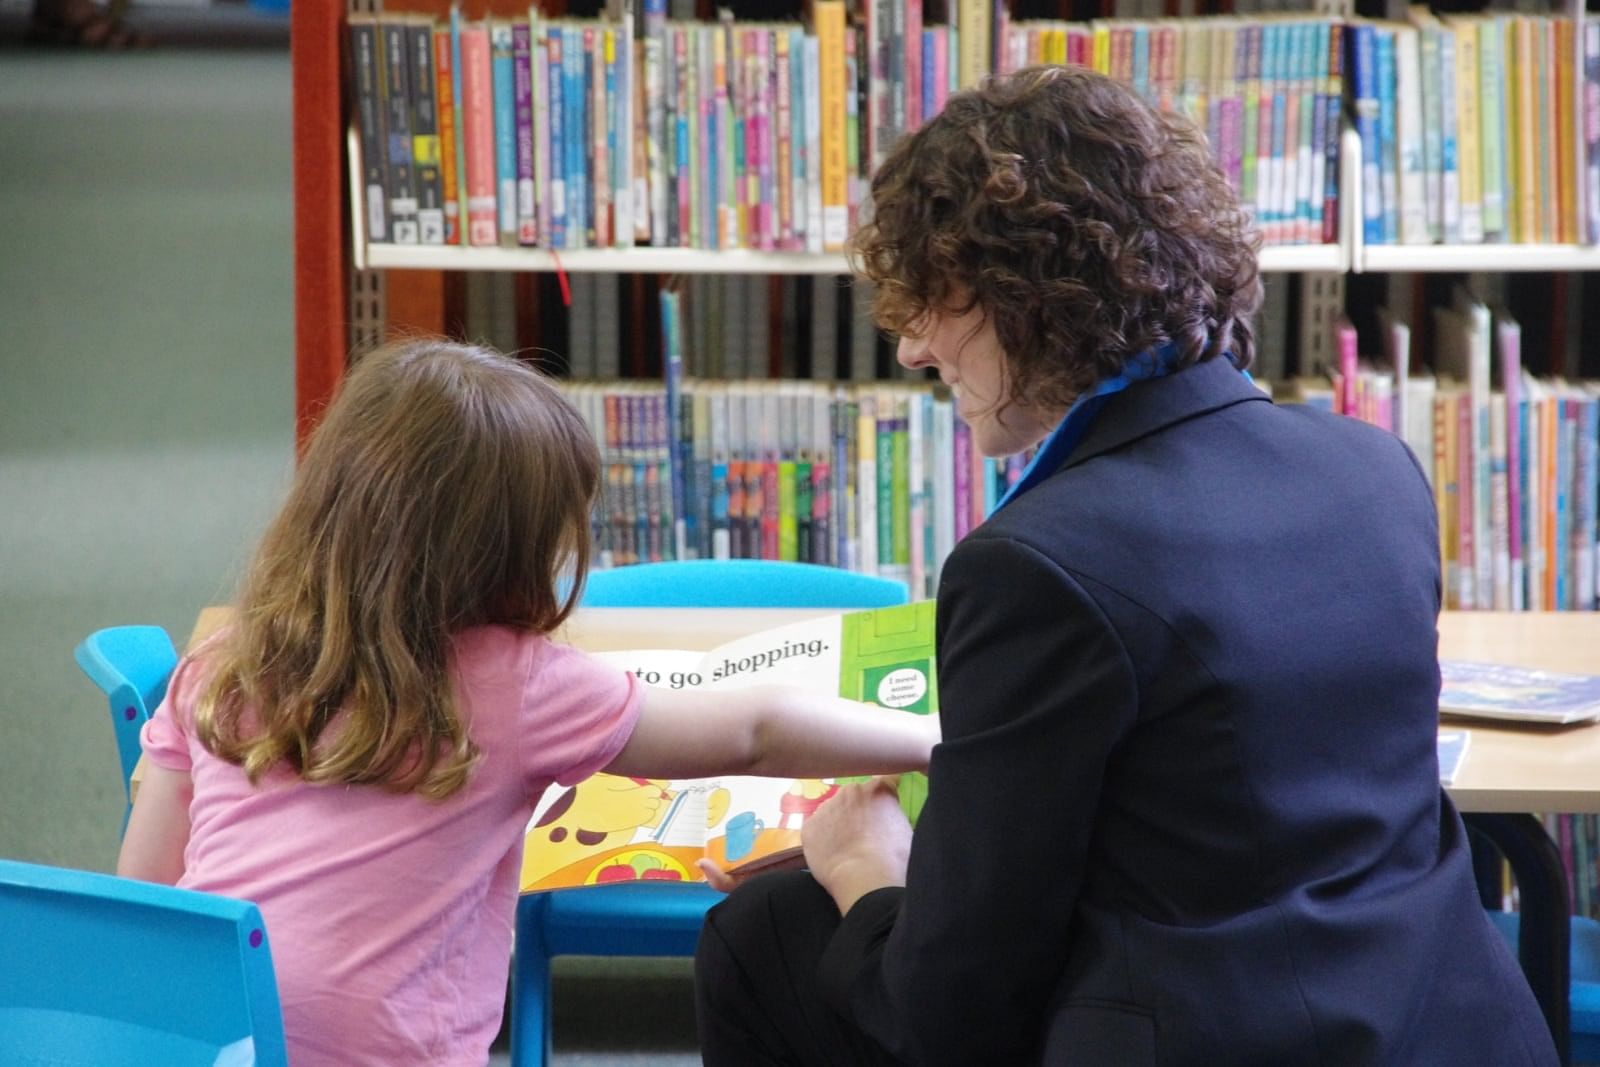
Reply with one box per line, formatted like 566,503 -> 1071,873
1375,26 -> 1400,244
1394,23 -> 1428,244
489,22 -> 518,244
1499,317 -> 1524,611
458,22 -> 498,247
1452,17 -> 1484,243
1239,23 -> 1260,222
1534,19 -> 1554,243
1490,399 -> 1511,610
890,395 -> 911,582
760,389 -> 781,561
1322,18 -> 1342,245
1349,23 -> 1383,246
1557,19 -> 1578,244
857,393 -> 878,576
564,24 -> 587,247
1513,17 -> 1538,244
776,391 -> 797,561
597,23 -> 617,248
1575,396 -> 1597,611
546,27 -> 567,248
815,0 -> 848,251
615,14 -> 636,249
662,291 -> 687,560
803,34 -> 823,255
774,30 -> 795,251
1294,21 -> 1318,246
512,22 -> 536,246
1587,22 -> 1600,245
1410,8 -> 1442,242
381,19 -> 420,243
1438,18 -> 1460,244
643,0 -> 667,246
1265,22 -> 1287,245
1478,16 -> 1508,240
348,17 -> 388,242
407,20 -> 445,245
433,28 -> 460,245
532,19 -> 551,245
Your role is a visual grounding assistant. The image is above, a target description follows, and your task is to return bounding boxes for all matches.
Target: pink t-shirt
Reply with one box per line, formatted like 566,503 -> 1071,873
141,626 -> 643,1066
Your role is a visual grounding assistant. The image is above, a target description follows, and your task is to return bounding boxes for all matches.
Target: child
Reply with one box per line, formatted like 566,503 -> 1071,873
117,339 -> 937,1067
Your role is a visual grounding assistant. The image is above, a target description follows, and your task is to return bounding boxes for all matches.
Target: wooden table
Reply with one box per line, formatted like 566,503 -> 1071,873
1438,613 -> 1600,814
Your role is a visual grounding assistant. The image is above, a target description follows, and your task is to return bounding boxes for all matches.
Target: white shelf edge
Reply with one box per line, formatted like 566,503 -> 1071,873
1258,245 -> 1344,273
362,242 -> 1341,275
1358,244 -> 1600,273
364,245 -> 855,275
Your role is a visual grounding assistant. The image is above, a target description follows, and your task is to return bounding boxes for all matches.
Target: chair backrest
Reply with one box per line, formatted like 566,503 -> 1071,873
580,560 -> 910,609
0,858 -> 286,1067
74,626 -> 180,796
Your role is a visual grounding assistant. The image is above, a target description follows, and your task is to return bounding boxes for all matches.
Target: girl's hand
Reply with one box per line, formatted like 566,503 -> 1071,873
801,776 -> 914,915
695,858 -> 739,893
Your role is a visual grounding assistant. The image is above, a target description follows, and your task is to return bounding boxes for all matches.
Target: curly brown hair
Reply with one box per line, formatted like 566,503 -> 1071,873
853,65 -> 1263,414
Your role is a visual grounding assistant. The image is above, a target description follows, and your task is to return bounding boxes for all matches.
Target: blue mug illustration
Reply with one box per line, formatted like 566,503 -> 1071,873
724,811 -> 766,862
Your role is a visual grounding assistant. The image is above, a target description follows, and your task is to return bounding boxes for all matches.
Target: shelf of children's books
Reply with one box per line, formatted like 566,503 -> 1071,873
1357,244 -> 1600,274
360,242 -> 1342,274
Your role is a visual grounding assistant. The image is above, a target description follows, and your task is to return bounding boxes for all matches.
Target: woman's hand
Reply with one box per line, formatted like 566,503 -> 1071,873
802,776 -> 914,915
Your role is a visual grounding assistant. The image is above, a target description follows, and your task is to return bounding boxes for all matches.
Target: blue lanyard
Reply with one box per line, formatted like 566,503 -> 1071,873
991,343 -> 1185,515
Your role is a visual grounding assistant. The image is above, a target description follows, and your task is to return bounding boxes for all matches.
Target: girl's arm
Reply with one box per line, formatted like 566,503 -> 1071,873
600,684 -> 939,781
117,764 -> 193,885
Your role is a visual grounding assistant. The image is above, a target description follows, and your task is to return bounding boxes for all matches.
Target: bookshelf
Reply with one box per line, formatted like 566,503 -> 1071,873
300,0 -> 1600,416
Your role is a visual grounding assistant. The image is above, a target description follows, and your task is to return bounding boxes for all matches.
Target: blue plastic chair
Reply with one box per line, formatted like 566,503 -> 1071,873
509,560 -> 911,1066
579,558 -> 910,609
0,858 -> 286,1066
74,625 -> 180,815
1488,909 -> 1600,1064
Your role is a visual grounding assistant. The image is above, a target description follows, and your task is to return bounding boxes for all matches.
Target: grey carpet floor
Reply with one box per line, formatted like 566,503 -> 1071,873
0,46 -> 698,1066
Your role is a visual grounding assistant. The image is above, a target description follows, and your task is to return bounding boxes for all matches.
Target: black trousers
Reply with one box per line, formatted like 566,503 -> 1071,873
694,870 -> 906,1067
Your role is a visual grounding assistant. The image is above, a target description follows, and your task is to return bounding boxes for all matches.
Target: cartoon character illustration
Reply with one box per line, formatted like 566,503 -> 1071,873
521,774 -> 730,887
777,778 -> 840,829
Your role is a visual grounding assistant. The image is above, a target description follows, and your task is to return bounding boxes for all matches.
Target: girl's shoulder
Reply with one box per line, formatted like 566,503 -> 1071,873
457,627 -> 630,700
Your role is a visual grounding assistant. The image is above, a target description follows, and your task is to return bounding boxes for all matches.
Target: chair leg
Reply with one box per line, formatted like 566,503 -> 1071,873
510,896 -> 555,1067
1465,812 -> 1572,1067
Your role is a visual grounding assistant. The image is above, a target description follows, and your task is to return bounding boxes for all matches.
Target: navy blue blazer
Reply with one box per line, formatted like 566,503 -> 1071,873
818,356 -> 1556,1065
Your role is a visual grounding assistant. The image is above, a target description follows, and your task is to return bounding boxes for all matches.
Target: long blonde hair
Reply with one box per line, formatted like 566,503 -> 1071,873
196,339 -> 599,800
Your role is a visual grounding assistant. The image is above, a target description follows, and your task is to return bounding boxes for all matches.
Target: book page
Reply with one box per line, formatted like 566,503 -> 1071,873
521,649 -> 726,891
693,615 -> 851,874
1439,660 -> 1600,724
1437,730 -> 1470,785
698,605 -> 939,877
519,603 -> 940,890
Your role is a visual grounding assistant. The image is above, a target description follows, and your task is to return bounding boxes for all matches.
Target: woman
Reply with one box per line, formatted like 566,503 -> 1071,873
693,65 -> 1556,1066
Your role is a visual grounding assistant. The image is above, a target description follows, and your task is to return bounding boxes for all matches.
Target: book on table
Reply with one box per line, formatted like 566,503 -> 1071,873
1439,661 -> 1600,725
519,601 -> 937,892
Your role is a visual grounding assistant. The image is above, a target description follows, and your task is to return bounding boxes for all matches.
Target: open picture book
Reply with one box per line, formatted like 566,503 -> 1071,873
1439,661 -> 1600,725
520,601 -> 938,892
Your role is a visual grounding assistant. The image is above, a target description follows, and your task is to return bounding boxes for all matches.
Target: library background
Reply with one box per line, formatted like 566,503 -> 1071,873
317,0 -> 1600,912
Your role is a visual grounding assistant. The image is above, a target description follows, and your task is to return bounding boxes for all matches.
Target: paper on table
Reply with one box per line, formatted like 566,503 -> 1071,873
1439,661 -> 1600,725
1437,730 -> 1470,786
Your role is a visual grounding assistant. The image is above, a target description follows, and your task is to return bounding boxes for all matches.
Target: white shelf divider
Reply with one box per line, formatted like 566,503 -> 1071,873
362,241 -> 1343,275
1360,244 -> 1600,273
364,244 -> 855,275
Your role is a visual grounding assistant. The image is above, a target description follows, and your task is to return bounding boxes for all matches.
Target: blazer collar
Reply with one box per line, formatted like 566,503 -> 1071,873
1064,355 -> 1270,469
